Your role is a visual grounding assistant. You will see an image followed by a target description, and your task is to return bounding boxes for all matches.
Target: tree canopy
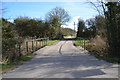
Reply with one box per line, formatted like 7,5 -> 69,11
46,7 -> 71,25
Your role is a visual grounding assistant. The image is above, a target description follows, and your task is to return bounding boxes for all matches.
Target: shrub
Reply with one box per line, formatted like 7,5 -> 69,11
86,36 -> 108,56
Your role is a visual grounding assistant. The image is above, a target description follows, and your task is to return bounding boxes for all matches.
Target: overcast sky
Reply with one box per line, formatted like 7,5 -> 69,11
2,1 -> 99,30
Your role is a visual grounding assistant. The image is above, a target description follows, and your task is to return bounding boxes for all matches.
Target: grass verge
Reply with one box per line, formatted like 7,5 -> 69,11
74,39 -> 90,46
95,55 -> 120,63
1,40 -> 60,73
1,54 -> 34,73
47,40 -> 60,46
74,39 -> 120,63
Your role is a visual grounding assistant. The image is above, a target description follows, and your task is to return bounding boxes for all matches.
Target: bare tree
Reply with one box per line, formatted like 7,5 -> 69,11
46,7 -> 71,25
87,0 -> 108,16
46,7 -> 71,39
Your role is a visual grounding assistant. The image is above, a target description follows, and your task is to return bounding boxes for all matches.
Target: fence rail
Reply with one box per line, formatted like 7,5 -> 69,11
2,38 -> 48,63
25,38 -> 47,53
76,37 -> 90,50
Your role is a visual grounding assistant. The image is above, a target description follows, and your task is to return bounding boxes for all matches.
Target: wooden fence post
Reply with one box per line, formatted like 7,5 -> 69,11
25,38 -> 48,53
26,40 -> 29,52
46,38 -> 47,45
80,38 -> 81,46
18,42 -> 21,57
36,40 -> 38,50
42,39 -> 44,46
39,41 -> 41,48
44,39 -> 45,46
41,39 -> 42,47
44,39 -> 46,46
32,40 -> 34,51
81,38 -> 83,46
84,39 -> 85,50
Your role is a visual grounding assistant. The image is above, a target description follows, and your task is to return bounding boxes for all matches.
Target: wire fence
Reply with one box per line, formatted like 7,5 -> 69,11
25,38 -> 47,53
76,37 -> 90,50
2,38 -> 48,63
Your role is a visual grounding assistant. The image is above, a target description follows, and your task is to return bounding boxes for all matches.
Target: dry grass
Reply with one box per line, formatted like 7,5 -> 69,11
86,36 -> 108,56
91,36 -> 106,48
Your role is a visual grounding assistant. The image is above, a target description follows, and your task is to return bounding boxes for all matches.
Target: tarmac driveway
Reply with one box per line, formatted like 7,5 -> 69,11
3,40 -> 119,78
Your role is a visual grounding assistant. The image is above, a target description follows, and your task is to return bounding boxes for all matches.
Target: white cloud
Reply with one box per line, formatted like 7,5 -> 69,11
62,16 -> 80,31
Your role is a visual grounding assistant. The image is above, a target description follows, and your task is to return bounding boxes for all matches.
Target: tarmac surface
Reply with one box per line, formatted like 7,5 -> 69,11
2,40 -> 119,78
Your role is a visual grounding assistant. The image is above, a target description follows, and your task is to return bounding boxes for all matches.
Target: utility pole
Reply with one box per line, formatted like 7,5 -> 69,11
74,22 -> 76,37
74,22 -> 75,32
